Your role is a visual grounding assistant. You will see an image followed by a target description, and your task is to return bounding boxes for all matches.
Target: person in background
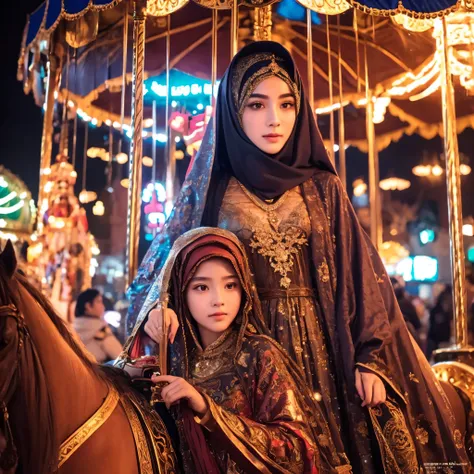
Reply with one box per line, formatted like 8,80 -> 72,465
427,285 -> 453,360
390,276 -> 422,347
465,268 -> 474,346
73,288 -> 123,363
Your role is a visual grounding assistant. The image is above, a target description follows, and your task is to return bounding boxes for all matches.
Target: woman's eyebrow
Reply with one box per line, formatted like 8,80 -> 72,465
249,93 -> 268,99
248,93 -> 294,99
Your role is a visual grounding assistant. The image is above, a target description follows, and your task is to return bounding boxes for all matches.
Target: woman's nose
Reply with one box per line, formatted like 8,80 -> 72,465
267,105 -> 281,127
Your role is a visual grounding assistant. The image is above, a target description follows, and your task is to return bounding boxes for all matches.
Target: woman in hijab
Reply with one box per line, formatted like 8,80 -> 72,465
122,228 -> 351,474
128,42 -> 471,472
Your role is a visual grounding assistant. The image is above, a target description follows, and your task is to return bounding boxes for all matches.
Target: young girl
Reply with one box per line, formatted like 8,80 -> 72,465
123,227 -> 351,474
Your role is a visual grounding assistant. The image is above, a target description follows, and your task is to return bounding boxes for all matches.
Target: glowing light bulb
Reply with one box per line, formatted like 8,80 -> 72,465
116,152 -> 128,164
92,200 -> 105,216
412,165 -> 431,177
431,164 -> 443,176
143,156 -> 153,167
352,179 -> 367,197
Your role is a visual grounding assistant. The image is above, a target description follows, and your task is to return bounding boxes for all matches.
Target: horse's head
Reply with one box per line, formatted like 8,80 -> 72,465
0,241 -> 21,471
0,241 -> 109,473
0,241 -> 23,400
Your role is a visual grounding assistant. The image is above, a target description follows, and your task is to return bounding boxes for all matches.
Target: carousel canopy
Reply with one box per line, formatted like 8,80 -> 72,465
19,0 -> 474,153
23,0 -> 471,51
25,0 -> 123,48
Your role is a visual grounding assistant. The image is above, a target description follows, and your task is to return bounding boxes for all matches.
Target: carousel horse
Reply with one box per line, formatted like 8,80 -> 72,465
0,241 -> 178,474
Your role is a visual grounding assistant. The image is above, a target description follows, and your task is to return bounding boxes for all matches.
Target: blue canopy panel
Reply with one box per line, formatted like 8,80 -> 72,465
26,3 -> 47,47
348,0 -> 459,15
25,0 -> 123,49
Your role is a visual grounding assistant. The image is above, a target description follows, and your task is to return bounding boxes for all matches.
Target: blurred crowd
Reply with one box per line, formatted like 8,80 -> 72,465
390,273 -> 474,361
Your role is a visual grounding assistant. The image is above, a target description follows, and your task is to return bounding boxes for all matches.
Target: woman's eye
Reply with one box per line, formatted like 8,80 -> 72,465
225,282 -> 238,290
194,285 -> 208,292
247,102 -> 263,110
281,101 -> 295,109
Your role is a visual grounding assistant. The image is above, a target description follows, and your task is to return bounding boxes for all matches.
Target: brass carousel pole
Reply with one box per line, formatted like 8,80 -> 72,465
71,51 -> 78,170
125,0 -> 147,288
337,16 -> 346,188
353,10 -> 361,95
152,99 -> 157,186
364,41 -> 380,249
436,18 -> 471,357
165,15 -> 174,203
306,9 -> 314,110
59,47 -> 71,157
211,9 -> 218,109
38,52 -> 59,226
231,0 -> 239,57
120,0 -> 129,152
326,18 -> 335,164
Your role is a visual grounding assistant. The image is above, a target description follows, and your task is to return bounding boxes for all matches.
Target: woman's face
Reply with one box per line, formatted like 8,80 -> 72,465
185,257 -> 242,346
241,76 -> 297,154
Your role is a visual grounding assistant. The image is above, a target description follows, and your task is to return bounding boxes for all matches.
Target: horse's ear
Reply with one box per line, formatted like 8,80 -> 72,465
0,240 -> 17,278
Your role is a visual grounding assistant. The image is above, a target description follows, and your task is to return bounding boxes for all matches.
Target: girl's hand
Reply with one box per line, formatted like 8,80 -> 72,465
144,305 -> 179,344
152,374 -> 208,415
355,368 -> 386,408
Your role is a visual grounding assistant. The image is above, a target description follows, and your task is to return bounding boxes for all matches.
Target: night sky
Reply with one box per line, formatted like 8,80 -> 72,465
1,2 -> 44,200
2,2 -> 474,230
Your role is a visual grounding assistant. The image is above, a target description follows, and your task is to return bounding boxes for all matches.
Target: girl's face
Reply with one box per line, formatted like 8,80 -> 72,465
185,257 -> 242,347
241,76 -> 297,155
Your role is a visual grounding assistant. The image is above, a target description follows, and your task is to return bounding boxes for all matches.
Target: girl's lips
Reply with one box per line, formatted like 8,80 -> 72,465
209,312 -> 227,317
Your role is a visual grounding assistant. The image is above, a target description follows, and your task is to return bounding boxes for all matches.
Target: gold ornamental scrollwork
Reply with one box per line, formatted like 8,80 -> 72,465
192,0 -> 276,9
432,361 -> 474,410
295,0 -> 351,15
241,0 -> 279,9
391,14 -> 435,32
192,0 -> 234,10
254,5 -> 272,40
146,0 -> 190,17
347,0 -> 463,19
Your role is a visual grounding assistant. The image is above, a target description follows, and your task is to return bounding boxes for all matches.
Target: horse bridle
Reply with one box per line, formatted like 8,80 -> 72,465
0,303 -> 120,470
0,303 -> 25,470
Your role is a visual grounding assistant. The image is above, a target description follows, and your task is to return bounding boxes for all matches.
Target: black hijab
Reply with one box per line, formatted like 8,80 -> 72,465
202,41 -> 335,225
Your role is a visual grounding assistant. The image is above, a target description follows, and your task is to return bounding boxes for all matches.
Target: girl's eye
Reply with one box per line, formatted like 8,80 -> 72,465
247,102 -> 264,110
193,284 -> 208,292
281,101 -> 295,109
225,282 -> 239,290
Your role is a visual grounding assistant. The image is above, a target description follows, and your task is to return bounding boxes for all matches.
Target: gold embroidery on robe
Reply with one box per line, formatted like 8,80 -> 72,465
454,429 -> 464,449
249,221 -> 308,289
408,372 -> 420,384
369,399 -> 419,474
318,260 -> 330,283
415,426 -> 429,445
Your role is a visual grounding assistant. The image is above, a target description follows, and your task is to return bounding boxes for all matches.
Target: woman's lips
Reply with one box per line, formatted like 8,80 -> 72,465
263,134 -> 282,143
